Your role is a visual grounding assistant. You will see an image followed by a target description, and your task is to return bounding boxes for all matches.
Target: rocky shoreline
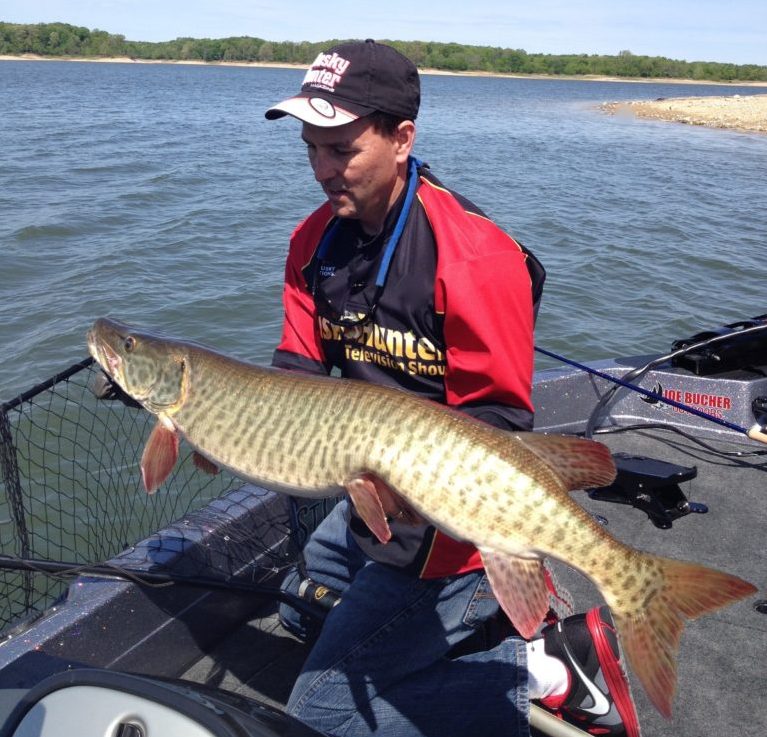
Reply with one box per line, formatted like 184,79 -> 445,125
601,94 -> 767,133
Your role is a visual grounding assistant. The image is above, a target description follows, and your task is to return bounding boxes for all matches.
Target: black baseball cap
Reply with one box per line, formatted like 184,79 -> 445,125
265,39 -> 420,127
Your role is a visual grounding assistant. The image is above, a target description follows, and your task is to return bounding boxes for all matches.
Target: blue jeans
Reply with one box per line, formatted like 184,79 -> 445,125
280,500 -> 530,737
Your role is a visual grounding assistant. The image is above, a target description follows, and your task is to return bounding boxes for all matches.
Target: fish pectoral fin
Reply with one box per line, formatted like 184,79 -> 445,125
140,420 -> 180,494
514,433 -> 617,491
480,550 -> 551,640
345,473 -> 403,544
193,451 -> 220,476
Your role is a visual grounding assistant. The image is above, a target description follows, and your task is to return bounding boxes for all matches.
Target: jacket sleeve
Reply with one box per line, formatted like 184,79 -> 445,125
271,207 -> 332,375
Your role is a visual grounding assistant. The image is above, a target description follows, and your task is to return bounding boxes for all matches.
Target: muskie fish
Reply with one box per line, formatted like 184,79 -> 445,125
88,317 -> 756,721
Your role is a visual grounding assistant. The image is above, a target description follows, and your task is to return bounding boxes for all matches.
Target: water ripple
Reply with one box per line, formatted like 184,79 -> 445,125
1,61 -> 766,396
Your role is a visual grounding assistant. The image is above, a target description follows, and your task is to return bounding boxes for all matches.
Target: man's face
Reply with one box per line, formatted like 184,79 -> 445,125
301,117 -> 412,235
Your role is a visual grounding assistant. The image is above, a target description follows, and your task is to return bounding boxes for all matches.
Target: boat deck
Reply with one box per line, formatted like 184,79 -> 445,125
182,604 -> 306,711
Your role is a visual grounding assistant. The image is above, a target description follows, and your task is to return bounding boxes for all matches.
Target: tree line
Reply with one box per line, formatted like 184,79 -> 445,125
2,21 -> 766,83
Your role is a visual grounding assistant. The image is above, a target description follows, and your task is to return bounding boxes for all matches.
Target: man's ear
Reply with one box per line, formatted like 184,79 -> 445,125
394,120 -> 416,163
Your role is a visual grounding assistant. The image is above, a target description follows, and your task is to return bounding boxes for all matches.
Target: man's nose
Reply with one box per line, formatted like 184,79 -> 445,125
311,150 -> 336,182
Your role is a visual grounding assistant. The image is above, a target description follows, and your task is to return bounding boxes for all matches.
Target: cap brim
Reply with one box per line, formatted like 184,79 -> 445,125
265,95 -> 369,127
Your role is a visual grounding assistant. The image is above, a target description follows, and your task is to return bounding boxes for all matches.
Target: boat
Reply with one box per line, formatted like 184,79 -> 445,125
0,314 -> 765,736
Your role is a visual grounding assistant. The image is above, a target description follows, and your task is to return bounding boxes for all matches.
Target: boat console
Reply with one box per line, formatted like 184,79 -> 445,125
0,669 -> 322,737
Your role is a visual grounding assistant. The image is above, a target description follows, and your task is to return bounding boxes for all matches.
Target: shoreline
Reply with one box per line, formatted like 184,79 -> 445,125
2,53 -> 767,87
601,94 -> 767,133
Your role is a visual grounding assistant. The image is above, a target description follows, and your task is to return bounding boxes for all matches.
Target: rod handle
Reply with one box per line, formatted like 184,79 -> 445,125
747,423 -> 767,445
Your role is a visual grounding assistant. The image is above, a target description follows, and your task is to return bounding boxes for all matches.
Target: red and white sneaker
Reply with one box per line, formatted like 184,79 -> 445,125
538,606 -> 641,737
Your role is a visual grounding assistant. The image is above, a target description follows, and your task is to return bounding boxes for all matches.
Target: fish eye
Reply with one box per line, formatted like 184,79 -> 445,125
124,336 -> 136,353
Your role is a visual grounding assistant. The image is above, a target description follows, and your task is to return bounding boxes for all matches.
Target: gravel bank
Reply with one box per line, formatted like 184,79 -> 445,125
601,94 -> 767,133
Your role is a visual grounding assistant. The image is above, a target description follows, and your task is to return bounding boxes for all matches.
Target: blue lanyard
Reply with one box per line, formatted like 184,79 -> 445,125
316,156 -> 421,289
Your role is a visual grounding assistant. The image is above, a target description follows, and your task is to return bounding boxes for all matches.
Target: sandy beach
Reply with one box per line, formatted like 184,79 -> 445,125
601,94 -> 767,133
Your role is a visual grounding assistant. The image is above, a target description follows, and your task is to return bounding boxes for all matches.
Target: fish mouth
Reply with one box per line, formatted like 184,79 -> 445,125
87,330 -> 123,382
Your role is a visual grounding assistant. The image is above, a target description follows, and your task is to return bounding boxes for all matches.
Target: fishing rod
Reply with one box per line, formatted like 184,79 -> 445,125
534,345 -> 753,434
529,705 -> 592,737
0,554 -> 320,619
534,329 -> 767,445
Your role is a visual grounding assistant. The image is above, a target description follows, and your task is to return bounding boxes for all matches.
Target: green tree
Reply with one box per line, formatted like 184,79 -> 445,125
1,22 -> 765,82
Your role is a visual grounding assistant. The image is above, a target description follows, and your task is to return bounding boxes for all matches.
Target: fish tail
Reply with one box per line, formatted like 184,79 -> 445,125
614,557 -> 756,718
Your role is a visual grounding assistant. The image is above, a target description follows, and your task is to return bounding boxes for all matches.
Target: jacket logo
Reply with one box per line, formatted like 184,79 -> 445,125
318,316 -> 446,379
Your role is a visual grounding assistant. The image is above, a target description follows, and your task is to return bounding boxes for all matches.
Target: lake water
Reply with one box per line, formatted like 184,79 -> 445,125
1,60 -> 766,399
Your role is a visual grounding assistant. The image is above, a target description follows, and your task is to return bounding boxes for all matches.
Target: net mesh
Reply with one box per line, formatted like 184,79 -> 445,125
0,358 -> 337,635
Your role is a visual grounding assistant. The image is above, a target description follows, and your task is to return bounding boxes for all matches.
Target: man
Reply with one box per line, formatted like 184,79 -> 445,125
266,39 -> 640,737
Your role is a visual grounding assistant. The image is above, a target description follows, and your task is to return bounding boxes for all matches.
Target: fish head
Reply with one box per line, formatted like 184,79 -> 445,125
87,317 -> 187,414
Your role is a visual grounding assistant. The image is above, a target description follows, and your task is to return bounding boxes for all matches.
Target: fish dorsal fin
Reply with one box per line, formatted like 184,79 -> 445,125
480,550 -> 550,640
514,433 -> 616,491
141,420 -> 180,494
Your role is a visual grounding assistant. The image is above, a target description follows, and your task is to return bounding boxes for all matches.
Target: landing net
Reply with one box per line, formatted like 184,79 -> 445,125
0,358 -> 334,635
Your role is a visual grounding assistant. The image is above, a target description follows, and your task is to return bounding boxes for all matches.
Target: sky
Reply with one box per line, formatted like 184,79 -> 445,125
2,0 -> 766,66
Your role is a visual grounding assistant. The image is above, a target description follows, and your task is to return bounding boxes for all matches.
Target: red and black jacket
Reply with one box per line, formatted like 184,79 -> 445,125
273,163 -> 545,577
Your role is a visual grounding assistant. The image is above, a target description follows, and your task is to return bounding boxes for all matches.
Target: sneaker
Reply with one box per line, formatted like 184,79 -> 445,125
539,606 -> 641,737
